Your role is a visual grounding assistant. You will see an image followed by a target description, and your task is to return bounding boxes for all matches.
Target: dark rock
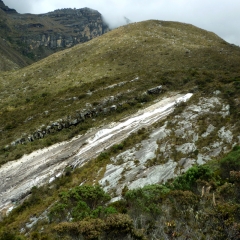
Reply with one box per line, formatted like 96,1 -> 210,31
28,135 -> 34,142
110,105 -> 117,111
46,125 -> 52,133
80,113 -> 86,120
57,124 -> 63,130
147,85 -> 162,95
84,110 -> 92,118
52,122 -> 59,127
92,108 -> 98,117
70,119 -> 78,125
0,0 -> 17,14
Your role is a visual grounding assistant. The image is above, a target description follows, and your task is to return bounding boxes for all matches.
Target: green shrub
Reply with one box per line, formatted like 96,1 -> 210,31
170,165 -> 214,191
220,146 -> 240,179
124,184 -> 170,217
110,144 -> 124,154
49,185 -> 111,222
0,229 -> 25,240
97,152 -> 110,162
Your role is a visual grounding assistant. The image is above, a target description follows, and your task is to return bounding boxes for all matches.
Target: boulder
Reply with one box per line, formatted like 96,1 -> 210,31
69,119 -> 78,126
147,85 -> 162,95
110,105 -> 117,111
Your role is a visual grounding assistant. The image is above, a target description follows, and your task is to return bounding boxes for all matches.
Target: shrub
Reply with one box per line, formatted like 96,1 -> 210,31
124,184 -> 170,217
49,185 -> 111,222
170,165 -> 214,191
54,214 -> 145,240
0,229 -> 24,240
220,146 -> 240,179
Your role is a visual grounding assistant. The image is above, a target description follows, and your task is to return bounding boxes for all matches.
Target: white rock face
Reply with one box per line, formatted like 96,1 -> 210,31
128,161 -> 177,189
178,158 -> 195,173
0,93 -> 192,212
99,122 -> 178,195
218,127 -> 233,143
196,154 -> 210,165
0,91 -> 237,211
221,104 -> 230,118
202,124 -> 215,138
176,143 -> 197,154
99,93 -> 237,198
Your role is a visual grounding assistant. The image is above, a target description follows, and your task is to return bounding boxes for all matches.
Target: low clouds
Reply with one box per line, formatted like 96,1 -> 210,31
4,0 -> 240,46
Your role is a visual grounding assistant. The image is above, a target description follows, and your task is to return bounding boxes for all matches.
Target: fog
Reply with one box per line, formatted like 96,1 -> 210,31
3,0 -> 240,46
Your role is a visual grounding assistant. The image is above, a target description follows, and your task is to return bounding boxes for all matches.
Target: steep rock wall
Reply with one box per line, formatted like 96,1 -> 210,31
19,8 -> 109,50
0,2 -> 110,67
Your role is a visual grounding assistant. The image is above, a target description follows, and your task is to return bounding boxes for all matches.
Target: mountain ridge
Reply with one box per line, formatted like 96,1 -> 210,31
0,0 -> 109,71
0,0 -> 17,14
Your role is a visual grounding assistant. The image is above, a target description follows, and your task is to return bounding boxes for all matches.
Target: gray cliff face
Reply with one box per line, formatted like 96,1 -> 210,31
0,1 -> 110,66
0,0 -> 17,14
19,8 -> 109,50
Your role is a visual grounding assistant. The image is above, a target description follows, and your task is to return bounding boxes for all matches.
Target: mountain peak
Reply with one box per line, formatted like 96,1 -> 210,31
46,6 -> 99,15
0,0 -> 17,14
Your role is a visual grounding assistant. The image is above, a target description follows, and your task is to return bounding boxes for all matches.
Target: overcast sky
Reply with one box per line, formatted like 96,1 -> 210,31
4,0 -> 240,46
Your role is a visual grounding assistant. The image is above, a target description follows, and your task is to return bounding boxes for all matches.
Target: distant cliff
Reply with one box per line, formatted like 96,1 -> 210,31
0,0 -> 17,14
0,1 -> 110,70
17,8 -> 109,51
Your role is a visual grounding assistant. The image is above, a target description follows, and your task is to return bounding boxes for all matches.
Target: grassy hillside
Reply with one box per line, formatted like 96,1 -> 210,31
0,21 -> 240,163
0,20 -> 240,165
0,19 -> 240,239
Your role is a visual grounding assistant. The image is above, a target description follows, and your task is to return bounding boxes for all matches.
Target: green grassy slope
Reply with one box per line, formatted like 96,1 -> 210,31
0,19 -> 240,239
0,20 -> 239,165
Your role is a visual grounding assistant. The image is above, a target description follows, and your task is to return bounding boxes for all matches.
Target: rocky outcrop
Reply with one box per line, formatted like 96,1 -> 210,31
0,0 -> 17,14
147,85 -> 162,95
9,106 -> 115,148
0,1 -> 110,64
99,92 -> 240,196
7,85 -> 165,148
0,93 -> 191,213
19,8 -> 109,51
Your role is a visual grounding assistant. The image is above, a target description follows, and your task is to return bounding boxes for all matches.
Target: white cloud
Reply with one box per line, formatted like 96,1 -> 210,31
3,0 -> 240,46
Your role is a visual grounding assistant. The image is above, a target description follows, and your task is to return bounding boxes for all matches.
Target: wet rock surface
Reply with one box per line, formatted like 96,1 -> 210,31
0,93 -> 191,212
